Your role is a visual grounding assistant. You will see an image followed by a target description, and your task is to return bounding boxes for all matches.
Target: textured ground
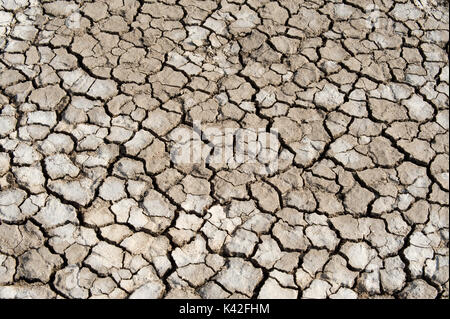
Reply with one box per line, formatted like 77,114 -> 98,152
0,0 -> 449,299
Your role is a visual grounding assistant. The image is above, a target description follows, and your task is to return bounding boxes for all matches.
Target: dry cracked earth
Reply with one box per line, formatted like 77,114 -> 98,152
0,0 -> 449,300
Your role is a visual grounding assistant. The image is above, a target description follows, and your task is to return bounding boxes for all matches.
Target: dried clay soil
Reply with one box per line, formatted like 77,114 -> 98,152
0,0 -> 449,299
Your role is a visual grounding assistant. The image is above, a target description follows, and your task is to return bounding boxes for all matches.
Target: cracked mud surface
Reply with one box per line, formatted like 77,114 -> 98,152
0,0 -> 449,299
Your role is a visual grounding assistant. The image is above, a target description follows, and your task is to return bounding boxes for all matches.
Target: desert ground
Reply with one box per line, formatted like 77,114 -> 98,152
0,0 -> 448,299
